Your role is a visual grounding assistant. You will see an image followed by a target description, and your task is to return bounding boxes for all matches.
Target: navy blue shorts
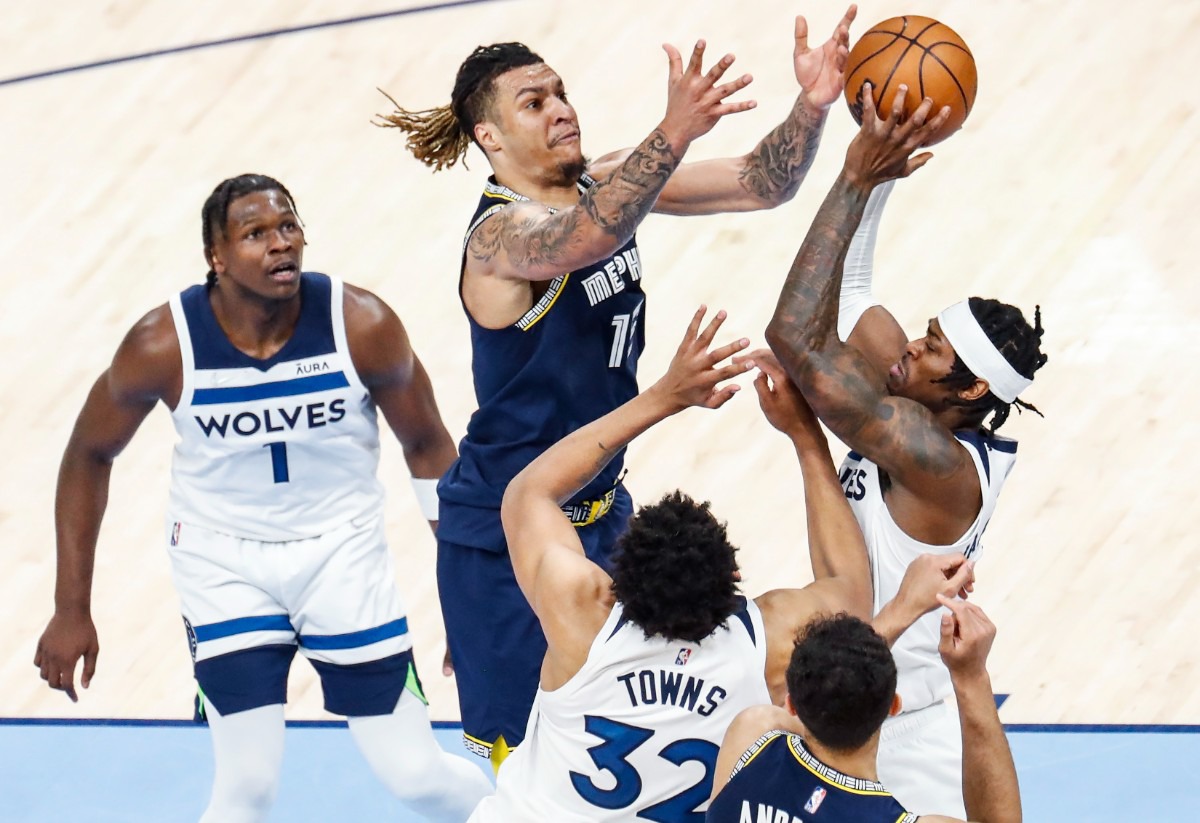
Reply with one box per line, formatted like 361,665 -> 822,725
436,486 -> 632,759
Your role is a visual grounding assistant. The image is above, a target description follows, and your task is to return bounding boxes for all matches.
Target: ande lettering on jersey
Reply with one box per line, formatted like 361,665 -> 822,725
738,800 -> 804,823
616,669 -> 728,717
194,399 -> 347,438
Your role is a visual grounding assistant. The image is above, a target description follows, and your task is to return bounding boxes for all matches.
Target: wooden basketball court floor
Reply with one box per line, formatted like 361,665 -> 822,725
1,0 -> 1198,818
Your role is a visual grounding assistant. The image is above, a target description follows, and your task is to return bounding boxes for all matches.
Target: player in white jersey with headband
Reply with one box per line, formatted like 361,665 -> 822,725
469,307 -> 975,822
34,174 -> 493,822
763,87 -> 1049,816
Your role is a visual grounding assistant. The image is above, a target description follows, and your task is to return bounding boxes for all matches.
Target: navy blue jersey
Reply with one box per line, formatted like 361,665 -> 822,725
707,731 -> 917,823
438,176 -> 645,551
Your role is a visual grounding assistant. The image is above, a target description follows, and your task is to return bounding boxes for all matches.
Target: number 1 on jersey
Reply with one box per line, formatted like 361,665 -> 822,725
608,300 -> 644,369
264,442 -> 290,483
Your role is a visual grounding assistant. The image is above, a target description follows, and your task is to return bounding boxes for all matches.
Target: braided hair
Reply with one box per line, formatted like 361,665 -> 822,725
201,174 -> 301,287
374,42 -> 545,171
937,297 -> 1048,432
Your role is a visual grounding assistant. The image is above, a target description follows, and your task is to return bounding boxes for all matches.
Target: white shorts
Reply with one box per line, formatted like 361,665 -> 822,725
877,698 -> 966,818
166,513 -> 412,667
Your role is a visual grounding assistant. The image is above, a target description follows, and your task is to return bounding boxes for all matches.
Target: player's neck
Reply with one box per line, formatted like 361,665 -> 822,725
492,167 -> 580,210
209,283 -> 302,360
803,735 -> 881,784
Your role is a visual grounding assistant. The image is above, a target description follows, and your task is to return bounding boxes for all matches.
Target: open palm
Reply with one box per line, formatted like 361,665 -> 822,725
793,5 -> 856,109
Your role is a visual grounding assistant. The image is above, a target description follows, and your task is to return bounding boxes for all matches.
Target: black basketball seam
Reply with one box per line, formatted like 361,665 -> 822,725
845,28 -> 907,94
878,18 -> 939,113
919,45 -> 972,116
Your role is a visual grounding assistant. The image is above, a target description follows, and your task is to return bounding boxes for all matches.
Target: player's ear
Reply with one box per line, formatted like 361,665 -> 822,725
957,377 -> 990,403
889,693 -> 902,717
474,120 -> 502,153
784,693 -> 799,718
206,246 -> 225,276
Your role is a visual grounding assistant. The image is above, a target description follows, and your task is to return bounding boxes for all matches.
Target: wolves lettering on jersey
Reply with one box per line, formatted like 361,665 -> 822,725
838,430 -> 1017,712
469,598 -> 771,823
167,273 -> 383,542
438,175 -> 646,550
705,731 -> 917,823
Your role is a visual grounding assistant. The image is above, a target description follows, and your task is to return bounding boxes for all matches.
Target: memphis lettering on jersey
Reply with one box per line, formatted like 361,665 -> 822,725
737,800 -> 805,823
616,668 -> 728,717
582,248 -> 642,307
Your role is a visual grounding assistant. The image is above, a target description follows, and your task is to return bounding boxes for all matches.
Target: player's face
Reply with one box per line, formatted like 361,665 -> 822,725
490,64 -> 584,183
209,190 -> 305,301
886,318 -> 961,407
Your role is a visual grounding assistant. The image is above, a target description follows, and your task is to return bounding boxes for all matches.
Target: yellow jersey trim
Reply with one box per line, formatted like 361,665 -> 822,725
516,273 -> 569,331
786,735 -> 893,796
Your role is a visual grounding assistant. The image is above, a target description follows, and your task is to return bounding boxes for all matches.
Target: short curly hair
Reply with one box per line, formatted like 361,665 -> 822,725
610,491 -> 741,643
787,614 -> 896,751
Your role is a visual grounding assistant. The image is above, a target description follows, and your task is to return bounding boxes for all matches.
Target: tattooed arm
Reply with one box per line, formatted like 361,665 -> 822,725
590,7 -> 856,215
764,88 -> 962,489
502,308 -> 749,684
466,42 -> 755,286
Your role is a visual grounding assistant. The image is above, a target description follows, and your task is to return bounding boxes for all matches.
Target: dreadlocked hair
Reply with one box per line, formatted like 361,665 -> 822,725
374,42 -> 544,172
201,174 -> 301,287
936,297 -> 1048,432
609,491 -> 742,643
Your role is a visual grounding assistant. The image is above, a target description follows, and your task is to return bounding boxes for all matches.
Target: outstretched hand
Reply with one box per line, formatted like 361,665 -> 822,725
741,349 -> 824,447
649,306 -> 752,414
843,83 -> 952,187
937,594 -> 996,680
794,5 -> 856,110
896,552 -> 975,619
661,40 -> 757,144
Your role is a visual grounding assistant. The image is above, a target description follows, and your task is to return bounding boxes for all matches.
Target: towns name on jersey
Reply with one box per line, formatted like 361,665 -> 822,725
582,248 -> 642,307
616,668 -> 728,717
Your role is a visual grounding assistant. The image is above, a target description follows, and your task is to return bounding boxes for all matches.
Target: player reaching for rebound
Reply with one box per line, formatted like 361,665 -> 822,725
376,8 -> 858,767
33,175 -> 493,822
764,85 -> 1048,816
467,308 -> 974,822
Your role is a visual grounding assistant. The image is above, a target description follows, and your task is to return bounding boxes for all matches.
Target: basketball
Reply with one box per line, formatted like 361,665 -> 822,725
843,15 -> 977,145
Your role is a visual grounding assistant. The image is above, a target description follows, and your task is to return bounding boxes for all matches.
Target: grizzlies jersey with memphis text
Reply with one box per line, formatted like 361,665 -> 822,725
469,598 -> 771,822
167,273 -> 383,541
706,731 -> 916,823
438,175 -> 645,550
839,430 -> 1017,713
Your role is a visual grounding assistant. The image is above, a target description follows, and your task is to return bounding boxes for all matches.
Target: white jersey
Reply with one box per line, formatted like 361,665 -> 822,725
838,431 -> 1017,712
167,273 -> 383,541
470,598 -> 772,823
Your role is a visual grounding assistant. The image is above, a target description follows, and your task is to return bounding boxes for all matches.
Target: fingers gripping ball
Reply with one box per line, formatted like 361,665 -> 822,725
843,15 -> 977,145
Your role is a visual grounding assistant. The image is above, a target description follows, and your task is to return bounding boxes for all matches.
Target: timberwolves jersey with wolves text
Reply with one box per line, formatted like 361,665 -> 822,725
469,598 -> 771,822
839,430 -> 1016,712
706,730 -> 916,823
167,273 -> 383,541
438,175 -> 645,550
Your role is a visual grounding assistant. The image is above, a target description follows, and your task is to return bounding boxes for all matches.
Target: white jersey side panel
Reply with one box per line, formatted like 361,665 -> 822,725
167,274 -> 383,541
471,599 -> 771,822
838,432 -> 1017,712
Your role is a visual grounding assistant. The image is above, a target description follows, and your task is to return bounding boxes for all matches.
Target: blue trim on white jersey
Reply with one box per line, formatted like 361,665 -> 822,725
191,371 -> 350,405
180,273 -> 336,371
732,597 -> 757,646
300,618 -> 409,650
192,614 -> 295,642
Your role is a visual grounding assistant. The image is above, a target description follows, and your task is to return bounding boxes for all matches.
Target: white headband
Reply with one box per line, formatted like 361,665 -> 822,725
936,301 -> 1032,404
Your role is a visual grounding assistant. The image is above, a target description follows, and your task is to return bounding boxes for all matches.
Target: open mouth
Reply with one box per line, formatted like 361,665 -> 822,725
268,261 -> 299,281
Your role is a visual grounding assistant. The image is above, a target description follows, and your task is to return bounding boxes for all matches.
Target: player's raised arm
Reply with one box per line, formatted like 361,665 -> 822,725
467,40 -> 756,283
594,7 -> 856,216
343,285 -> 456,532
764,85 -> 963,490
501,309 -> 750,655
34,307 -> 180,701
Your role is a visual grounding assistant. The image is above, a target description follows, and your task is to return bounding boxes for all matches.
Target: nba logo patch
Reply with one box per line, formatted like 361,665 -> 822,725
675,648 -> 692,666
170,522 -> 182,547
804,787 -> 827,814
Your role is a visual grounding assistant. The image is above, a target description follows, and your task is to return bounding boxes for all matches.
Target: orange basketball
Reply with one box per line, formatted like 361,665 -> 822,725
843,15 -> 977,146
